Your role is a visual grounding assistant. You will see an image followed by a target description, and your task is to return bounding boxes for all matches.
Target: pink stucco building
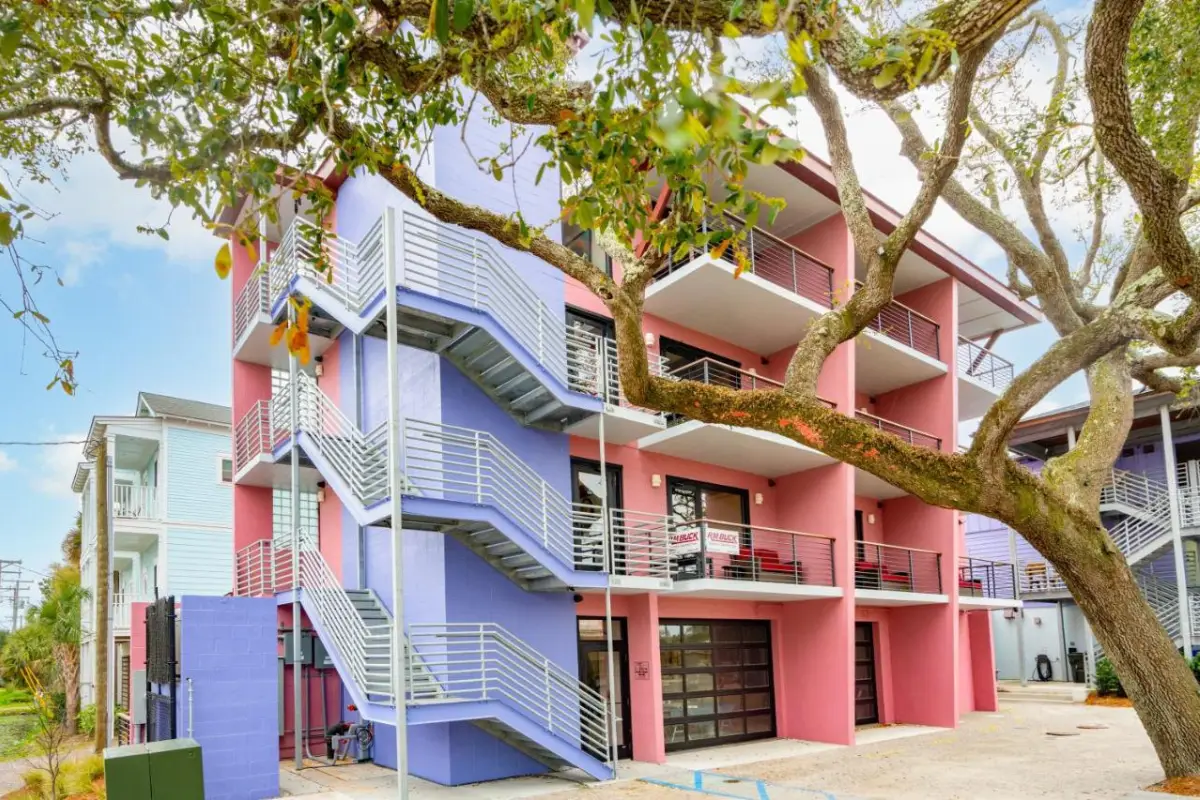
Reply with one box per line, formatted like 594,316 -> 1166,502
224,120 -> 1042,784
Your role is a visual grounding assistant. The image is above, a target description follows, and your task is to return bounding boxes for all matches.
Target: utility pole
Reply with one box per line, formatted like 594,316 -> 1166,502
94,437 -> 111,754
0,561 -> 32,631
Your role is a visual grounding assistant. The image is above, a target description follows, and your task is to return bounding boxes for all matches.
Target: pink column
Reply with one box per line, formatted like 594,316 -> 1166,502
317,340 -> 343,581
130,602 -> 148,743
627,593 -> 666,763
969,610 -> 999,711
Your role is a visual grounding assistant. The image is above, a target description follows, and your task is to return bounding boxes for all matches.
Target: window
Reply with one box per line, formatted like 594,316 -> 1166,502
562,219 -> 613,277
217,456 -> 234,484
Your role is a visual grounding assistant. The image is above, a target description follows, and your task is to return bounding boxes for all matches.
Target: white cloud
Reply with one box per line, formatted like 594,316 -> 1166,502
57,240 -> 109,287
30,435 -> 87,498
0,450 -> 16,472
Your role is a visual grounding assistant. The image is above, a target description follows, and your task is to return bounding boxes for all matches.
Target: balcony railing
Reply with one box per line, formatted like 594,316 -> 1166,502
233,397 -> 289,473
958,556 -> 1017,600
112,485 -> 159,521
667,518 -> 836,589
856,282 -> 940,359
957,337 -> 1013,391
854,542 -> 942,593
565,328 -> 667,413
572,507 -> 674,581
855,410 -> 941,450
233,271 -> 269,346
668,358 -> 836,407
657,213 -> 835,309
1177,461 -> 1200,529
1018,560 -> 1067,594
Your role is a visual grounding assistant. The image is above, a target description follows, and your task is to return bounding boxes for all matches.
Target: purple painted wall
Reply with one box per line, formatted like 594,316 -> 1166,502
179,595 -> 279,800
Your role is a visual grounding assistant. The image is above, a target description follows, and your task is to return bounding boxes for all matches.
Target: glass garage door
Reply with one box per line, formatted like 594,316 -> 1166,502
660,619 -> 775,751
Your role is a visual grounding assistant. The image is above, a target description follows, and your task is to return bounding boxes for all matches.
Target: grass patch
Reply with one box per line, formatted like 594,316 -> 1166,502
1085,692 -> 1134,707
0,755 -> 106,800
0,714 -> 36,761
0,689 -> 32,709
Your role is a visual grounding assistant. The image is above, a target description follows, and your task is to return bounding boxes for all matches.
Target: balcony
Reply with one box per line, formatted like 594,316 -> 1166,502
958,556 -> 1020,609
232,398 -> 322,490
573,507 -> 674,592
1177,461 -> 1200,529
232,269 -> 334,368
564,330 -> 668,445
666,518 -> 840,601
854,542 -> 946,605
113,485 -> 160,522
1018,560 -> 1069,598
855,283 -> 947,395
636,358 -> 838,477
112,592 -> 145,635
645,214 -> 835,355
853,412 -> 941,499
957,337 -> 1015,420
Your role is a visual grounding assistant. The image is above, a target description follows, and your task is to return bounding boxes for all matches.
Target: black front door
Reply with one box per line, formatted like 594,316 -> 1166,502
572,458 -> 623,571
667,477 -> 750,578
578,618 -> 632,759
855,622 -> 880,725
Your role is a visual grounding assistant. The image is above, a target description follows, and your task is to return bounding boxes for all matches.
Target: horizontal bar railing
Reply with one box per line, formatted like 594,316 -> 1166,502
407,623 -> 609,757
854,542 -> 942,593
233,399 -> 283,473
854,410 -> 941,450
565,328 -> 668,414
956,336 -> 1013,391
233,271 -> 269,345
668,358 -> 836,407
856,282 -> 940,359
668,518 -> 836,588
234,540 -> 277,598
1018,560 -> 1067,594
112,485 -> 159,520
571,506 -> 674,580
658,213 -> 835,309
1176,461 -> 1200,529
957,556 -> 1016,600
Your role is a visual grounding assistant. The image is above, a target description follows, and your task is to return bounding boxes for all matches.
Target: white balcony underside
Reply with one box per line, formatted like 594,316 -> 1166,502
958,374 -> 1003,421
667,580 -> 843,601
855,589 -> 949,607
114,530 -> 161,552
637,420 -> 836,478
577,575 -> 675,594
565,405 -> 666,445
233,453 -> 322,491
854,332 -> 947,396
959,595 -> 1022,610
855,469 -> 908,500
234,316 -> 335,368
644,257 -> 828,355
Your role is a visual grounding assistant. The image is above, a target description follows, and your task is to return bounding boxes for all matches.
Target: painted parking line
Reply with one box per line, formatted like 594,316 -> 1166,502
640,769 -> 837,799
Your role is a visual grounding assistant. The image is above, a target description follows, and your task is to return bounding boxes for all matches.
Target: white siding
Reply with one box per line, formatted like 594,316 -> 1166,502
164,527 -> 233,597
165,426 -> 232,526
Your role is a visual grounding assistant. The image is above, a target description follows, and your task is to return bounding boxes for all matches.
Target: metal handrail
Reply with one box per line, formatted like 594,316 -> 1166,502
667,358 -> 836,408
957,556 -> 1016,600
956,336 -> 1013,391
112,485 -> 159,520
659,213 -> 835,309
1018,559 -> 1067,594
854,410 -> 941,450
604,508 -> 674,580
1099,468 -> 1172,559
855,282 -> 940,359
233,271 -> 269,345
565,328 -> 668,413
233,400 -> 281,472
408,623 -> 610,756
1176,461 -> 1200,529
666,517 -> 836,588
854,541 -> 942,593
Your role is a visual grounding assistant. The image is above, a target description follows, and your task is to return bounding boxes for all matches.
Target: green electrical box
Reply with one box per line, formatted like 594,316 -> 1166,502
146,738 -> 205,800
103,743 -> 153,800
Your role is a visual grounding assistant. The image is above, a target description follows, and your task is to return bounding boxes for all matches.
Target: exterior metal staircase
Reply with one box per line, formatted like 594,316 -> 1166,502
234,535 -> 613,780
1099,468 -> 1173,565
261,211 -> 605,430
1094,567 -> 1185,661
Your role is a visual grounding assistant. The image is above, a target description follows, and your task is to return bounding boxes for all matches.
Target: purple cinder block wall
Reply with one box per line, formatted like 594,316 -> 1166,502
179,595 -> 279,800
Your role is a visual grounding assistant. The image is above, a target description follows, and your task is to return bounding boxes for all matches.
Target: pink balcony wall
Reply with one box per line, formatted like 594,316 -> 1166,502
968,610 -> 999,711
316,336 -> 343,582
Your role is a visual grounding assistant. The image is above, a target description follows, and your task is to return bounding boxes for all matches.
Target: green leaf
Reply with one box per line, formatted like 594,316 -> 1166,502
429,0 -> 450,43
0,19 -> 20,61
0,212 -> 14,246
722,21 -> 741,38
914,45 -> 935,83
0,182 -> 11,202
452,0 -> 474,32
578,0 -> 595,32
873,62 -> 903,89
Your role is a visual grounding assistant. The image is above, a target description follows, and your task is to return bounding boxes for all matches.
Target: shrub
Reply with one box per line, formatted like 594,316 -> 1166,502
1095,657 -> 1125,697
1189,654 -> 1200,685
60,754 -> 104,795
77,704 -> 96,736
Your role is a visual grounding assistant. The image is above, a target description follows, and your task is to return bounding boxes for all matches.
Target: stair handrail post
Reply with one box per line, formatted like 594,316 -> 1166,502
908,548 -> 915,592
474,431 -> 484,504
383,206 -> 411,799
543,658 -> 553,733
479,626 -> 487,698
1159,403 -> 1193,655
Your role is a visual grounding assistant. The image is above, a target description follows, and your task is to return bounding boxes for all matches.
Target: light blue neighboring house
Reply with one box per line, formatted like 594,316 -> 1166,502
74,392 -> 232,711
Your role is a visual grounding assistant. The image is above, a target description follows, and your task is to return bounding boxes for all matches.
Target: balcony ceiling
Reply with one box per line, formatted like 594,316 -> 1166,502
855,468 -> 908,500
637,420 -> 837,478
114,436 -> 159,471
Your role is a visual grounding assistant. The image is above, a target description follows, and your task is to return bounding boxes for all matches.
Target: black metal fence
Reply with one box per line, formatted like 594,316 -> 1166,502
145,595 -> 178,743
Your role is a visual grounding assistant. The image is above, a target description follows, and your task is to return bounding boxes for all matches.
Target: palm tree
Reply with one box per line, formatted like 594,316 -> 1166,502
62,514 -> 81,569
37,567 -> 85,734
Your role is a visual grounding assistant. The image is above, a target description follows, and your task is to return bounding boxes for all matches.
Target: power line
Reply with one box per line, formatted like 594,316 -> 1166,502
0,560 -> 34,632
0,440 -> 88,446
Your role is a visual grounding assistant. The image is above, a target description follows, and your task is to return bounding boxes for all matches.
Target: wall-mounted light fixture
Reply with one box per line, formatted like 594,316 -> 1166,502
754,493 -> 763,506
314,356 -> 324,378
651,474 -> 662,488
644,333 -> 656,347
867,514 -> 876,525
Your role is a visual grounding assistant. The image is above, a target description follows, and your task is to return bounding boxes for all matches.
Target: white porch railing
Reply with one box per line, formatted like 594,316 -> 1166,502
112,485 -> 159,520
233,399 -> 289,473
565,329 -> 667,413
408,623 -> 609,757
1176,461 -> 1200,528
233,271 -> 269,345
1018,560 -> 1067,594
113,593 -> 132,632
1097,468 -> 1172,562
956,336 -> 1014,391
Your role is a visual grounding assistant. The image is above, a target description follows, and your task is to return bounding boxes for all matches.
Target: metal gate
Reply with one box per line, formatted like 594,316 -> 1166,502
145,596 -> 178,742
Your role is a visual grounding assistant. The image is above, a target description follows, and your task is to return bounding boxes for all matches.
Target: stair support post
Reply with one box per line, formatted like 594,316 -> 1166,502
1160,404 -> 1193,656
289,298 -> 304,771
384,207 -> 411,798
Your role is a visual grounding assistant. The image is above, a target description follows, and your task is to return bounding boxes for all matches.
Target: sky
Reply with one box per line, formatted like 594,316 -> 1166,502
0,2 -> 1096,617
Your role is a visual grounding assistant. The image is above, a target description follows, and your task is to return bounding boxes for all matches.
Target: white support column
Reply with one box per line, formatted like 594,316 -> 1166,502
289,305 -> 304,771
1065,424 -> 1095,683
105,434 -> 116,748
1160,404 -> 1193,656
599,410 -> 618,773
384,207 -> 410,799
1008,528 -> 1027,686
1066,425 -> 1076,450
